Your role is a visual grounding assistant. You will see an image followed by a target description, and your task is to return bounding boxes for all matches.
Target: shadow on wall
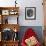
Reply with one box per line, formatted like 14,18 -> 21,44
18,26 -> 44,44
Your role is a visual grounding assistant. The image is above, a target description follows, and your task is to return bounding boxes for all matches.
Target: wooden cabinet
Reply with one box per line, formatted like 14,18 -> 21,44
0,41 -> 19,46
2,41 -> 19,46
0,7 -> 19,24
0,7 -> 19,46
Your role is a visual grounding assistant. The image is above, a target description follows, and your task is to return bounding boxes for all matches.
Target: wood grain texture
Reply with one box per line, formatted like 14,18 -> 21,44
0,7 -> 19,46
0,41 -> 19,46
0,24 -> 20,32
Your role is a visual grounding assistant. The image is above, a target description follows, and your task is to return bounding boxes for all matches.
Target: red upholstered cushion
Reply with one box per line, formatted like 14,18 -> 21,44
21,28 -> 41,46
24,28 -> 36,39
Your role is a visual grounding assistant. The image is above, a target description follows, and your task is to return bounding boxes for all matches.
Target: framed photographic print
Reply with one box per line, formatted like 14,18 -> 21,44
2,10 -> 9,15
25,7 -> 36,20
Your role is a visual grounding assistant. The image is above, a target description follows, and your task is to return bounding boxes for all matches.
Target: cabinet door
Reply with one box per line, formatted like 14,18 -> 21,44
3,42 -> 18,46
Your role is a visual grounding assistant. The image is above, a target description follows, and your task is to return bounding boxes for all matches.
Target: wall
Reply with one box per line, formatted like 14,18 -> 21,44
18,0 -> 44,26
19,0 -> 43,26
0,0 -> 44,26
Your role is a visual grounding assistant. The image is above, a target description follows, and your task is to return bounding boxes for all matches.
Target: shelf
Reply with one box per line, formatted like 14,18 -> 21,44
0,24 -> 19,32
1,40 -> 19,46
0,7 -> 19,16
1,15 -> 18,24
2,40 -> 19,43
0,7 -> 19,46
0,7 -> 19,24
0,7 -> 19,9
0,40 -> 19,46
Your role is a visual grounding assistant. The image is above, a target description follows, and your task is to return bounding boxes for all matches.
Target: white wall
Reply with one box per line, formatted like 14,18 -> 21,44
0,0 -> 44,26
18,0 -> 44,26
0,0 -> 15,7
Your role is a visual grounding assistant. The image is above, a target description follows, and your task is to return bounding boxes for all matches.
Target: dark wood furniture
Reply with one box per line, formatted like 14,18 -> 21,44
0,7 -> 19,46
0,7 -> 19,24
2,41 -> 19,46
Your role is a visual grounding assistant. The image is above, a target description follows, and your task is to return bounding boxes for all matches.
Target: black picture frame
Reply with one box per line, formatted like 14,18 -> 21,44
25,7 -> 36,20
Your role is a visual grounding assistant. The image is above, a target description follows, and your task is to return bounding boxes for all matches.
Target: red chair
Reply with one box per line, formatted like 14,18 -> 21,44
21,28 -> 41,46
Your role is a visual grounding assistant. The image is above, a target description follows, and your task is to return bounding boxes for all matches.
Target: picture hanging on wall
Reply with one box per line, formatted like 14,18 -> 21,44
25,7 -> 36,20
